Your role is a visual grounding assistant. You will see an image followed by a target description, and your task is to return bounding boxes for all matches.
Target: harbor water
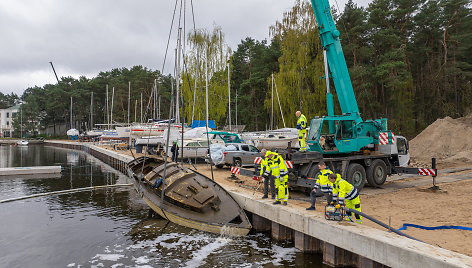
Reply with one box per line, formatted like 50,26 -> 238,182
0,145 -> 327,267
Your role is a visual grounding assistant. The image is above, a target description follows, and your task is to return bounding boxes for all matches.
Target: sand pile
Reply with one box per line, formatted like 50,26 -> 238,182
410,115 -> 472,164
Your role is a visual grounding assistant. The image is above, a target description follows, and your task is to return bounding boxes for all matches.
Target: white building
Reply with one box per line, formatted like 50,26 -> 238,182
0,105 -> 19,138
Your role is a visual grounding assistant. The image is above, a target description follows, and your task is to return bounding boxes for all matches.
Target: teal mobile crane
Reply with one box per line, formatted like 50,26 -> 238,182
307,0 -> 392,154
234,0 -> 437,190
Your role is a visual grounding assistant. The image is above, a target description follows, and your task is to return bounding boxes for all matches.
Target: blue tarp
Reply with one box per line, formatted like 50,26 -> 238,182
191,120 -> 216,129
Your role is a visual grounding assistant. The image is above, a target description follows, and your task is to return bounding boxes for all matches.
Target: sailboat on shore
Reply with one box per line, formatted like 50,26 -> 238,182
128,18 -> 252,236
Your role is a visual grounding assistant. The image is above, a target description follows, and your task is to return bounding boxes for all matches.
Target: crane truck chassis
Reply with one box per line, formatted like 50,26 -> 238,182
232,139 -> 437,191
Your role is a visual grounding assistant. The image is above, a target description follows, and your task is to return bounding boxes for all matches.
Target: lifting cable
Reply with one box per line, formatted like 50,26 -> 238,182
0,184 -> 133,204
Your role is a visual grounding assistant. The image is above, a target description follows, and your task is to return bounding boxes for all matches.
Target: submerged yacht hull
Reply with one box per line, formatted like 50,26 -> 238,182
127,156 -> 251,236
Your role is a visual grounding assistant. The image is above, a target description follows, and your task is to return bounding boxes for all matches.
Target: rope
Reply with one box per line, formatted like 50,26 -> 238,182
398,224 -> 472,231
161,0 -> 180,74
0,184 -> 133,204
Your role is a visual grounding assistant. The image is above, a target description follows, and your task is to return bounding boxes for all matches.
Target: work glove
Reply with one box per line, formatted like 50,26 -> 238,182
296,124 -> 301,130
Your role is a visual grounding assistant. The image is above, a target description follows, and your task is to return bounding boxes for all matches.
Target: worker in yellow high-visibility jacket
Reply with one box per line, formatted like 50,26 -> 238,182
306,161 -> 333,210
265,151 -> 289,205
260,149 -> 275,199
296,111 -> 308,152
329,173 -> 362,224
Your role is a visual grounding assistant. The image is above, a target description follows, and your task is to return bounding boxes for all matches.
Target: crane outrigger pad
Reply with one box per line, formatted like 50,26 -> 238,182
127,156 -> 252,236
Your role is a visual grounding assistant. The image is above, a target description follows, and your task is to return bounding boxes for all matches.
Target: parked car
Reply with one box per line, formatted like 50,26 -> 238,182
212,143 -> 261,168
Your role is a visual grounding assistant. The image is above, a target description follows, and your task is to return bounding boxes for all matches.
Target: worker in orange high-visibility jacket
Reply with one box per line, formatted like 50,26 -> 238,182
329,173 -> 362,224
265,151 -> 289,205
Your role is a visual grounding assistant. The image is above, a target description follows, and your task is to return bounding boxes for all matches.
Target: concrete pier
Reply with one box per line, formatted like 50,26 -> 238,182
0,166 -> 61,176
43,141 -> 472,268
0,139 -> 44,145
251,214 -> 271,232
271,222 -> 294,241
294,231 -> 322,253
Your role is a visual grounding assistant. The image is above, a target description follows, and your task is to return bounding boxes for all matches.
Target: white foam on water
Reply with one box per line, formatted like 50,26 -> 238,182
132,256 -> 150,265
270,244 -> 298,266
183,237 -> 232,268
134,265 -> 153,268
67,263 -> 75,267
93,254 -> 125,262
159,233 -> 211,250
127,232 -> 182,250
91,263 -> 104,268
236,237 -> 299,267
111,264 -> 124,268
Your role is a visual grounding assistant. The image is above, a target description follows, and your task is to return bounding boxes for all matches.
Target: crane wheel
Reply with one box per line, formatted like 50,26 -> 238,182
366,159 -> 387,187
346,163 -> 366,191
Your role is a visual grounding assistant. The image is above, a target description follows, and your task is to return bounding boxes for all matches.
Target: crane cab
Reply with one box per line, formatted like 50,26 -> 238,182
306,116 -> 384,154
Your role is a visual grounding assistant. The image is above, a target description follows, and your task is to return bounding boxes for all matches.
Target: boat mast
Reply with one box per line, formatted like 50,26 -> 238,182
156,79 -> 161,119
140,93 -> 143,124
90,91 -> 93,130
271,73 -> 274,130
152,82 -> 156,119
228,61 -> 231,131
111,87 -> 115,128
70,96 -> 73,129
134,99 -> 137,123
191,53 -> 198,124
205,51 -> 214,181
20,105 -> 23,138
106,85 -> 109,130
175,28 -> 182,124
128,81 -> 131,125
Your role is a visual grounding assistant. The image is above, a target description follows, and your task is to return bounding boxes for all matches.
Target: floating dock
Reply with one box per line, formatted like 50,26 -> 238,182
43,141 -> 472,268
0,166 -> 62,176
0,139 -> 44,145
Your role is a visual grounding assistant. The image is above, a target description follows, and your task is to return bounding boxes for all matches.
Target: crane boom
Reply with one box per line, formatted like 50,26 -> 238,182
306,0 -> 391,154
49,61 -> 60,83
309,0 -> 359,118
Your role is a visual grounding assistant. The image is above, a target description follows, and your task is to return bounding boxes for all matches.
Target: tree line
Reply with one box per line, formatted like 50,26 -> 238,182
4,0 -> 471,138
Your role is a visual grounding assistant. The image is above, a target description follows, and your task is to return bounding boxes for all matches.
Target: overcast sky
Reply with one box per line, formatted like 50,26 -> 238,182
0,0 -> 371,96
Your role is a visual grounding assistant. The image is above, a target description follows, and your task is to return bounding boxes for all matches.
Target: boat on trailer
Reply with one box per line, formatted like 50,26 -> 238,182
127,156 -> 252,236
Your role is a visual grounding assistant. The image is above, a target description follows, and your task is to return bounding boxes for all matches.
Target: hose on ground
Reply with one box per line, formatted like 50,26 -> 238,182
344,208 -> 422,242
0,184 -> 133,204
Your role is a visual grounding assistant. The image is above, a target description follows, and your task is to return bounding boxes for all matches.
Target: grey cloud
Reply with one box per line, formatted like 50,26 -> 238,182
0,0 -> 370,94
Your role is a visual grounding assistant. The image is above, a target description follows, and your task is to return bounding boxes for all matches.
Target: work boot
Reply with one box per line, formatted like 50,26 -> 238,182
262,195 -> 268,199
306,206 -> 315,210
273,201 -> 281,205
283,202 -> 287,206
